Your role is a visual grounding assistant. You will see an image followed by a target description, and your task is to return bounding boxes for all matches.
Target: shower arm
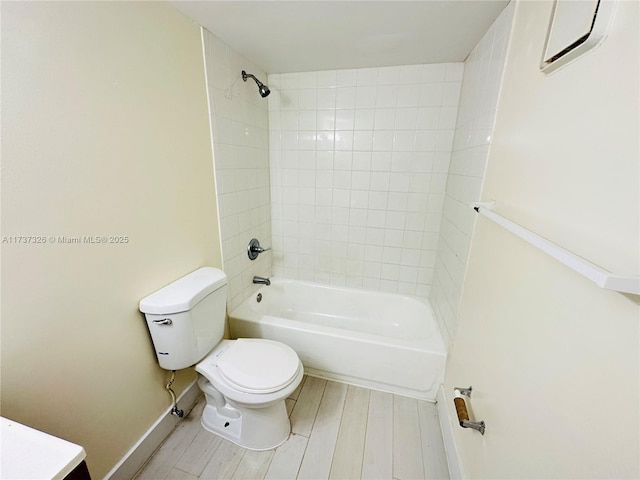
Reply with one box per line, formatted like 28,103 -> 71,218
241,70 -> 270,97
242,71 -> 258,83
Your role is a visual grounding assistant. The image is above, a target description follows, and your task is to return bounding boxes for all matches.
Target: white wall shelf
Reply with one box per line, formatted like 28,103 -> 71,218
471,201 -> 640,295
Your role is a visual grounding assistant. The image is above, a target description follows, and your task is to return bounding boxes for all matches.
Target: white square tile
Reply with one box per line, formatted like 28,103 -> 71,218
352,152 -> 372,170
298,90 -> 318,110
317,70 -> 337,87
397,84 -> 421,107
415,130 -> 437,151
350,190 -> 369,208
348,225 -> 367,243
334,151 -> 352,170
376,85 -> 398,108
336,87 -> 356,109
377,66 -> 401,85
407,193 -> 428,212
384,230 -> 404,248
370,172 -> 390,191
335,109 -> 355,130
368,191 -> 389,210
385,208 -> 406,227
333,171 -> 351,189
366,227 -> 385,246
393,131 -> 416,152
354,109 -> 376,130
356,67 -> 379,86
316,151 -> 333,170
417,107 -> 441,129
398,65 -> 424,84
374,109 -> 396,130
422,64 -> 447,83
438,106 -> 458,129
351,171 -> 371,190
297,71 -> 318,89
334,130 -> 354,151
298,131 -> 317,150
391,152 -> 413,172
371,152 -> 391,171
354,130 -> 374,151
419,83 -> 444,106
336,69 -> 357,86
381,262 -> 400,280
317,88 -> 337,109
443,83 -> 462,106
316,131 -> 335,150
298,110 -> 317,130
316,171 -> 333,189
317,110 -> 336,131
350,208 -> 368,227
363,261 -> 382,279
395,108 -> 418,130
355,86 -> 377,108
372,131 -> 394,151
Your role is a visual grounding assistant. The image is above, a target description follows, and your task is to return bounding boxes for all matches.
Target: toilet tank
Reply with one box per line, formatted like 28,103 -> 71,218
139,267 -> 228,370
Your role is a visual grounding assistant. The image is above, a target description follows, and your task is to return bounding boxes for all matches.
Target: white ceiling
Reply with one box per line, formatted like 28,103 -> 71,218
171,1 -> 510,74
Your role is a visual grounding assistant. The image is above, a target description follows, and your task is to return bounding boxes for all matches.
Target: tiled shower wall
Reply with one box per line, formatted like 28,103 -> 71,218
202,29 -> 272,310
430,2 -> 515,344
268,64 -> 462,297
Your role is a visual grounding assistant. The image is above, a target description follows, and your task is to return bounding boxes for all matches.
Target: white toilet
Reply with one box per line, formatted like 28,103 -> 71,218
139,267 -> 303,450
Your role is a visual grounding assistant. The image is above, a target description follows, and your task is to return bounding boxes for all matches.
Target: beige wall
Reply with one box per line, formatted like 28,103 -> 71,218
444,1 -> 639,478
1,2 -> 221,478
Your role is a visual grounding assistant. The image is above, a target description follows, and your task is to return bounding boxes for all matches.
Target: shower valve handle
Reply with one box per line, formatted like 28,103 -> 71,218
248,238 -> 271,260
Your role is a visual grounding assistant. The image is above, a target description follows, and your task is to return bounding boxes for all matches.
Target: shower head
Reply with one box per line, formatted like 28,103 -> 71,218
241,70 -> 270,98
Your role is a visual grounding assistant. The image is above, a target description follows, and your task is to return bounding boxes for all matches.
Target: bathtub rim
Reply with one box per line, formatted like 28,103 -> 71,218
229,277 -> 447,355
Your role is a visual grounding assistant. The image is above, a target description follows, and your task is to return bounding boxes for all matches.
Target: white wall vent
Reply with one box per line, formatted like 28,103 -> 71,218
540,0 -> 619,74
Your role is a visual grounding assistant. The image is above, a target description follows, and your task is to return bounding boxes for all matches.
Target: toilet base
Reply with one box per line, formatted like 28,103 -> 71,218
200,399 -> 291,450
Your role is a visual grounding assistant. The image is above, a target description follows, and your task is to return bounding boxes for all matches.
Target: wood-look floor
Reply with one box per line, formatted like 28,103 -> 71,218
135,376 -> 450,480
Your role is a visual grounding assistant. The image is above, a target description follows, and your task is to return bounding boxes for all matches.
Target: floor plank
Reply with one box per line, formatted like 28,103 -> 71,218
174,428 -> 222,476
135,402 -> 203,480
165,468 -> 198,480
290,376 -> 327,436
296,381 -> 348,480
231,449 -> 275,480
264,433 -> 308,480
393,395 -> 425,480
418,401 -> 450,480
198,439 -> 245,479
329,385 -> 370,479
362,390 -> 394,480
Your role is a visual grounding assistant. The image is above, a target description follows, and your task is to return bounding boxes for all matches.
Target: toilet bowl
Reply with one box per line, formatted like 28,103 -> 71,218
195,339 -> 304,449
139,267 -> 304,451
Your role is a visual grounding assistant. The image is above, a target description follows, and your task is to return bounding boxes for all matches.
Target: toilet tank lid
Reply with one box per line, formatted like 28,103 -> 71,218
139,267 -> 227,315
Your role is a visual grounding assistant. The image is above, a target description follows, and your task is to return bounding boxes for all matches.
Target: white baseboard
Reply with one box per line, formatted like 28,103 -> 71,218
104,380 -> 202,480
437,385 -> 465,479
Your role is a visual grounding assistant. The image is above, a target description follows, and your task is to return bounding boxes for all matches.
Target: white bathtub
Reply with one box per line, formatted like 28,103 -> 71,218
228,278 -> 446,401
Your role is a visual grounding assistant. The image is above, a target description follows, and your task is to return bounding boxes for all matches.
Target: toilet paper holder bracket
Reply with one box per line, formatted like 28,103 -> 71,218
454,386 -> 486,435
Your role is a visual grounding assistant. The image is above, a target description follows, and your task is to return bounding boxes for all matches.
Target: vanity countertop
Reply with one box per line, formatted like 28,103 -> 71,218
1,417 -> 86,480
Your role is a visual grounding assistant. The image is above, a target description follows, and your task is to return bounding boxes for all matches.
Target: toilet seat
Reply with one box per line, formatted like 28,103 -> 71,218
199,339 -> 301,394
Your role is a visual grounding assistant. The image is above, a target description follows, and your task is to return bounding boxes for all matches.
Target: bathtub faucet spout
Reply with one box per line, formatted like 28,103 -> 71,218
253,276 -> 271,286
